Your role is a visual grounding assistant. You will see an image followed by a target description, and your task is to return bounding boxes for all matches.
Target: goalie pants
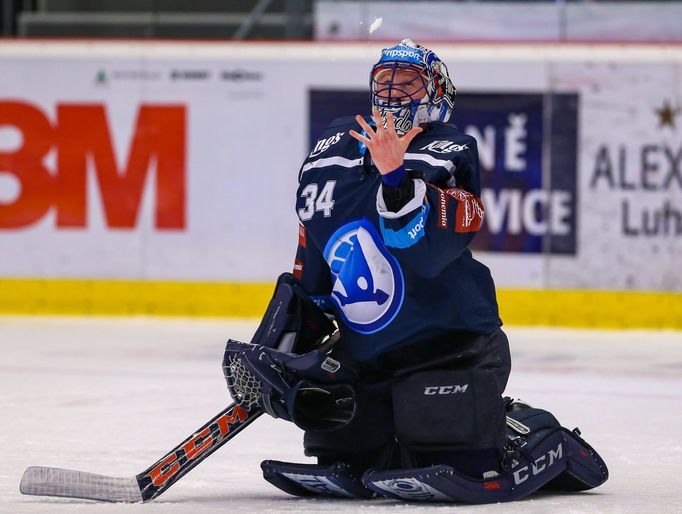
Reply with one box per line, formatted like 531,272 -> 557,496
303,328 -> 511,473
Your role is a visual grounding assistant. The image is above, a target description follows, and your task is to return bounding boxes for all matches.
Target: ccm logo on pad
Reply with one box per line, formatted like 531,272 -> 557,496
513,443 -> 564,485
423,384 -> 469,395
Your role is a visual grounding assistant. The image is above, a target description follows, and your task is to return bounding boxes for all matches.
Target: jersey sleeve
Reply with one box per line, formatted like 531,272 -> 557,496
375,133 -> 485,278
450,138 -> 481,196
376,179 -> 485,279
405,133 -> 481,194
292,222 -> 335,311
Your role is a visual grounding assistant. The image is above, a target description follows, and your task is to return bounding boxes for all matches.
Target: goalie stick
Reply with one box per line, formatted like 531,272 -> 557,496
20,402 -> 262,503
20,328 -> 341,503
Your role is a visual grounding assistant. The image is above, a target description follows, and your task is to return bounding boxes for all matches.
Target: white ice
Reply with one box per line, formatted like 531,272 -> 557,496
1,316 -> 681,513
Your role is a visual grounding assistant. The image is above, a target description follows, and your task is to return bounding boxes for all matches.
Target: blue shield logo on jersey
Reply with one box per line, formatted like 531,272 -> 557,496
323,219 -> 404,334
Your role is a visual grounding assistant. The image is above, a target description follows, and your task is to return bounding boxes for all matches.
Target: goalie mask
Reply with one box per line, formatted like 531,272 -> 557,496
370,39 -> 456,134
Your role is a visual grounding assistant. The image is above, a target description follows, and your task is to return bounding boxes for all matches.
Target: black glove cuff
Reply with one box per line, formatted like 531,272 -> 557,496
382,173 -> 415,212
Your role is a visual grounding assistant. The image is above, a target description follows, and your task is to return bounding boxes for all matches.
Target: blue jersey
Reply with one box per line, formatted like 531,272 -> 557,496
293,116 -> 501,362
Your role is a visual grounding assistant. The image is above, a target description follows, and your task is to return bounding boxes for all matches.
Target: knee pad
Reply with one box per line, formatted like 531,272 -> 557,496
392,369 -> 506,452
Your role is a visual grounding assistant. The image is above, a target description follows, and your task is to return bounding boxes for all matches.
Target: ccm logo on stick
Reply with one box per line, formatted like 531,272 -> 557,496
423,384 -> 469,395
147,405 -> 249,487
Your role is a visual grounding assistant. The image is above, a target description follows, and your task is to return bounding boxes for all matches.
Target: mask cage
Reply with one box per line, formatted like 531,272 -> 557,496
370,62 -> 432,111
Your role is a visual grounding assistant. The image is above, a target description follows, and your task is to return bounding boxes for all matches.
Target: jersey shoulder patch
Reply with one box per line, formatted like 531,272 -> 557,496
300,117 -> 364,181
404,124 -> 477,183
413,123 -> 476,156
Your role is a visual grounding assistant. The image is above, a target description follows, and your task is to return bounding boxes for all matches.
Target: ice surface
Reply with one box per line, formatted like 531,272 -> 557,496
1,316 -> 681,513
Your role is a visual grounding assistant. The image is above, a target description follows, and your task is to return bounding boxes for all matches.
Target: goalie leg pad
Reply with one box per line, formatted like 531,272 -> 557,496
363,407 -> 608,504
261,460 -> 374,499
362,422 -> 569,503
541,428 -> 609,492
506,407 -> 609,492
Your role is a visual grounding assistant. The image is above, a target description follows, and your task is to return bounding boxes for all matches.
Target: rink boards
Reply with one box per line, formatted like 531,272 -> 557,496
1,278 -> 681,329
0,41 -> 681,327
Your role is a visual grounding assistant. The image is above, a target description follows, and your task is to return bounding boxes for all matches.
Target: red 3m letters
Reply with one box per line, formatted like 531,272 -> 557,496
0,101 -> 186,229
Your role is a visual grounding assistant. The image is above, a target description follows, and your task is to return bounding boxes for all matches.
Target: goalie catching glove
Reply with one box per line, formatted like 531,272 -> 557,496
223,341 -> 357,431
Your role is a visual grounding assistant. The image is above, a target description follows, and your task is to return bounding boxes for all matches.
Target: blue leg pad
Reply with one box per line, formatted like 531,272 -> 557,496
506,407 -> 608,492
261,460 -> 374,499
363,428 -> 568,503
362,407 -> 608,504
541,427 -> 609,491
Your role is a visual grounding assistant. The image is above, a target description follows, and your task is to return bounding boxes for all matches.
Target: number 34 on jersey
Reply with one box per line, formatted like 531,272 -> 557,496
298,180 -> 336,221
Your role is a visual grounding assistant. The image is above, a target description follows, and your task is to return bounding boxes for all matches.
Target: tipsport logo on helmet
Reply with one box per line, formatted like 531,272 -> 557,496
323,219 -> 404,334
379,39 -> 425,65
380,48 -> 422,64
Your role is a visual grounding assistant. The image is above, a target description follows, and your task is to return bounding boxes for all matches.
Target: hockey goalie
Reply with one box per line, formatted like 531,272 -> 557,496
222,39 -> 609,504
19,38 -> 607,505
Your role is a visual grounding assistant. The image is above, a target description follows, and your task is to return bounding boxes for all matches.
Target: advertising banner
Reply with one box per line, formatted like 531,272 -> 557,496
0,49 -> 325,282
310,91 -> 578,256
1,42 -> 681,318
548,62 -> 682,291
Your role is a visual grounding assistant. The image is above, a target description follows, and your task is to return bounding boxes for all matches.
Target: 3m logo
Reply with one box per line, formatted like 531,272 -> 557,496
0,101 -> 186,229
